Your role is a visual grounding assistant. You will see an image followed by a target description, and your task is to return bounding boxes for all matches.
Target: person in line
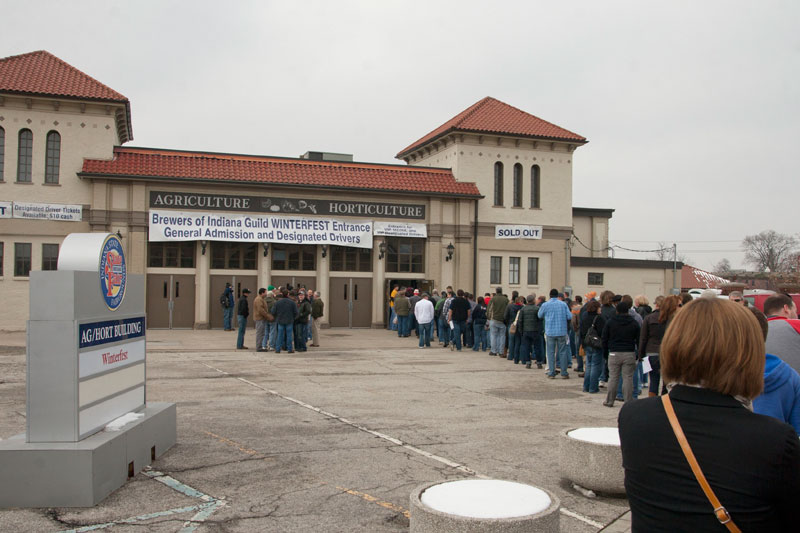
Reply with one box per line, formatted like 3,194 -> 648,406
439,290 -> 455,348
310,291 -> 324,347
221,282 -> 234,331
471,296 -> 488,352
729,290 -> 746,305
487,287 -> 509,357
505,295 -> 524,362
263,285 -> 277,351
294,291 -> 312,352
598,290 -> 616,387
619,298 -> 800,531
271,289 -> 298,354
601,298 -> 639,406
640,295 -> 680,396
388,284 -> 399,331
633,295 -> 652,319
750,306 -> 800,435
765,293 -> 800,374
518,294 -> 541,368
465,292 -> 477,348
394,288 -> 411,337
408,288 -> 421,338
447,289 -> 471,352
236,288 -> 251,350
538,289 -> 573,378
570,299 -> 584,375
254,288 -> 270,352
414,292 -> 435,348
580,300 -> 606,393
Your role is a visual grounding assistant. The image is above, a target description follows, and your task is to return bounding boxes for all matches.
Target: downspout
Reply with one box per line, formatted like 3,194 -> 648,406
565,238 -> 571,294
473,198 -> 478,296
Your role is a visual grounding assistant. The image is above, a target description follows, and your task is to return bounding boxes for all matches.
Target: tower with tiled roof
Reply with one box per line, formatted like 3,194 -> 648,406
397,97 -> 589,292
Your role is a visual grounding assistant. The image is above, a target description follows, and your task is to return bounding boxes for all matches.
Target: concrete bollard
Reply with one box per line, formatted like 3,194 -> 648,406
409,479 -> 560,533
559,427 -> 625,494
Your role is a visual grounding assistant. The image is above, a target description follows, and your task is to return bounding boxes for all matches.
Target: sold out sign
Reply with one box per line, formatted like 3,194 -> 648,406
495,224 -> 543,240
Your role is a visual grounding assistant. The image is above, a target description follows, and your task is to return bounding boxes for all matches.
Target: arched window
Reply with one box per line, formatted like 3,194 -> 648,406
513,163 -> 523,207
17,129 -> 32,183
530,165 -> 541,208
45,131 -> 61,184
493,162 -> 504,206
0,126 -> 5,182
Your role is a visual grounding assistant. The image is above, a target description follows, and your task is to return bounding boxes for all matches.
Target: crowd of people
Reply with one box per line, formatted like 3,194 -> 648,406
387,284 -> 800,530
220,283 -> 324,353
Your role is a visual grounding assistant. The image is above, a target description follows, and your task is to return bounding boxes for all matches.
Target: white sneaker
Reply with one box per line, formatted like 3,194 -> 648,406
599,381 -> 607,388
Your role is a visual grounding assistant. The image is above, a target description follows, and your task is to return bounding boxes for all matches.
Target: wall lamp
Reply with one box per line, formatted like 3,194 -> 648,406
262,242 -> 269,257
321,244 -> 328,258
445,242 -> 455,262
115,230 -> 123,240
200,240 -> 208,255
378,240 -> 387,260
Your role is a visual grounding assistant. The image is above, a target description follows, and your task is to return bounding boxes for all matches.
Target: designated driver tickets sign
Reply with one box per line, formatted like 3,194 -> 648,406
149,209 -> 373,249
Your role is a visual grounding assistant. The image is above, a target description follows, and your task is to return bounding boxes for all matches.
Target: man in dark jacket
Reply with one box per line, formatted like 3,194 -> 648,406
311,292 -> 324,347
601,299 -> 640,406
294,291 -> 312,352
236,288 -> 251,350
519,295 -> 543,368
222,282 -> 234,330
271,289 -> 299,354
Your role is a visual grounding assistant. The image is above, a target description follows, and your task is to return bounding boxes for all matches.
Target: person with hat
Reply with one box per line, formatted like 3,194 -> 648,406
221,282 -> 234,330
263,285 -> 277,351
236,288 -> 251,350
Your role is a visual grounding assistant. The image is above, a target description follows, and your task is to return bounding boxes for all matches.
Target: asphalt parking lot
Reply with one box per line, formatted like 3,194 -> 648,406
0,328 -> 632,532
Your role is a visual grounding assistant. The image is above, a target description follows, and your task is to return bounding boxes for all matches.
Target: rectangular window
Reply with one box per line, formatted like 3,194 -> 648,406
41,243 -> 59,271
211,242 -> 257,270
14,243 -> 31,277
386,237 -> 424,273
588,272 -> 604,285
509,257 -> 520,284
330,245 -> 372,272
530,165 -> 541,208
148,242 -> 195,268
490,256 -> 502,284
527,257 -> 539,285
272,244 -> 315,271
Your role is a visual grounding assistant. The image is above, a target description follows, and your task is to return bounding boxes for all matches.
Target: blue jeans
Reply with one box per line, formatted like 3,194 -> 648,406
236,315 -> 247,348
397,315 -> 410,337
489,320 -> 506,354
452,320 -> 467,350
508,333 -> 521,361
275,323 -> 293,352
268,321 -> 277,349
519,331 -> 536,364
534,332 -> 545,364
583,346 -> 603,393
263,321 -> 276,349
389,308 -> 398,330
472,322 -> 488,351
223,307 -> 233,330
418,322 -> 433,347
546,335 -> 570,377
438,316 -> 449,345
294,323 -> 307,351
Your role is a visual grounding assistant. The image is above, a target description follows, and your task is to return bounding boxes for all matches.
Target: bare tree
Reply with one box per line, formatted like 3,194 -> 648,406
713,258 -> 731,275
741,230 -> 798,272
651,242 -> 688,263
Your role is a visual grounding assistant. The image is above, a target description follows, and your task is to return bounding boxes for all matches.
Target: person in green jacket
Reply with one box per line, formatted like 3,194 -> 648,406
487,287 -> 509,356
394,289 -> 411,337
311,292 -> 324,347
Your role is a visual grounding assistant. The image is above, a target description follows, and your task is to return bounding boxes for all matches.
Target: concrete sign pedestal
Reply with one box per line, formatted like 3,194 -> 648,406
0,233 -> 177,508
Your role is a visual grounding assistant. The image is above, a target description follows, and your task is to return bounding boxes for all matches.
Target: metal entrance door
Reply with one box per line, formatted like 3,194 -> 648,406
330,277 -> 372,328
209,275 -> 257,329
146,274 -> 196,329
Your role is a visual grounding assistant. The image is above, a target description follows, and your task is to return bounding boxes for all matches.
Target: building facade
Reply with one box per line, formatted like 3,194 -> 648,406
0,51 -> 680,332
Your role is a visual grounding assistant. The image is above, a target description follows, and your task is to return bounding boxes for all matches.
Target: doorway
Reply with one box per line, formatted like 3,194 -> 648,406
146,274 -> 196,329
209,275 -> 258,329
330,277 -> 373,328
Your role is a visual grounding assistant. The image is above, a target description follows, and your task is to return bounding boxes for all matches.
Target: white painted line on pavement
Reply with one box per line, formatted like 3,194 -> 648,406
202,362 -> 606,530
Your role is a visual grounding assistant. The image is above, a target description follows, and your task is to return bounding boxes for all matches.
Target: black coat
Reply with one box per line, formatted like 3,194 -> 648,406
619,385 -> 800,532
237,296 -> 249,318
602,313 -> 640,354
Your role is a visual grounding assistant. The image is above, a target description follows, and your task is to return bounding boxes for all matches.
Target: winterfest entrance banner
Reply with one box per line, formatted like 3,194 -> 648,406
149,209 -> 373,249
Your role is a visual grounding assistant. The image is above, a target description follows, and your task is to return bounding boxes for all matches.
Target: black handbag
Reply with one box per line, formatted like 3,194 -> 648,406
583,316 -> 602,349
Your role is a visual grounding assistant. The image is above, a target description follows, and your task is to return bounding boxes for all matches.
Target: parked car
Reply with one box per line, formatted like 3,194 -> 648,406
744,290 -> 800,312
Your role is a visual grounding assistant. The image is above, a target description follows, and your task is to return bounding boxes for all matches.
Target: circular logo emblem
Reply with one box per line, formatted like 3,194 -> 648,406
99,235 -> 127,311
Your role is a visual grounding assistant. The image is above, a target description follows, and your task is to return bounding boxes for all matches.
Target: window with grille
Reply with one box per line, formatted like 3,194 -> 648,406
330,246 -> 372,272
149,242 -> 196,268
271,244 -> 315,270
588,272 -> 604,285
15,243 -> 31,277
17,129 -> 32,182
509,257 -> 520,284
42,243 -> 59,270
527,257 -> 539,285
490,256 -> 502,284
45,131 -> 61,184
386,237 -> 424,273
211,243 -> 257,270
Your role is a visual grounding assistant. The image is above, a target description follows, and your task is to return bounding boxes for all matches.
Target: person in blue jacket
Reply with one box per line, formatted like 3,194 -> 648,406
751,307 -> 800,434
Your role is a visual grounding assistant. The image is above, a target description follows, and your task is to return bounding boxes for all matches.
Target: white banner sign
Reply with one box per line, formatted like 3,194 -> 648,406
79,339 -> 146,379
495,224 -> 543,239
373,221 -> 427,238
149,209 -> 373,249
0,201 -> 11,218
9,201 -> 82,221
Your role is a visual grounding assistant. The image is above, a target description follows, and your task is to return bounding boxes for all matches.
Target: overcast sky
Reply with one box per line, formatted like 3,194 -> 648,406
4,1 -> 798,270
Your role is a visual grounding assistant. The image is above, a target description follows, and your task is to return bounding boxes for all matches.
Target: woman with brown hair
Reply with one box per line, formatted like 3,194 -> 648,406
639,295 -> 681,396
619,298 -> 800,531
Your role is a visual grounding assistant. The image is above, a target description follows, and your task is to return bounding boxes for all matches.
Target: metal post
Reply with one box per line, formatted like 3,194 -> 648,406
672,243 -> 678,294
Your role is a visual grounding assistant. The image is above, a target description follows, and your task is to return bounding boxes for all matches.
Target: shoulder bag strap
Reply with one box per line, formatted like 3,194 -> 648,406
661,395 -> 741,533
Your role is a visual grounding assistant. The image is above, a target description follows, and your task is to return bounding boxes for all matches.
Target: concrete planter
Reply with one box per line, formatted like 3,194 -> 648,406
559,427 -> 625,494
410,479 -> 560,533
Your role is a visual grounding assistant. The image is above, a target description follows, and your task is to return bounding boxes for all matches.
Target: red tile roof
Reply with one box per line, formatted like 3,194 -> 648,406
681,264 -> 730,289
0,50 -> 128,102
81,147 -> 483,197
397,97 -> 587,158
